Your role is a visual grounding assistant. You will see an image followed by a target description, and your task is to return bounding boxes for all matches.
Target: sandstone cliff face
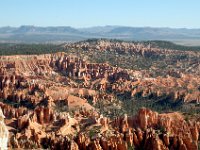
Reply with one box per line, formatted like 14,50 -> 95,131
0,107 -> 9,150
1,52 -> 199,107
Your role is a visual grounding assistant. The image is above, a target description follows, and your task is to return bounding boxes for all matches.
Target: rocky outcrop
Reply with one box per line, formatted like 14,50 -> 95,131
0,107 -> 9,150
111,108 -> 200,150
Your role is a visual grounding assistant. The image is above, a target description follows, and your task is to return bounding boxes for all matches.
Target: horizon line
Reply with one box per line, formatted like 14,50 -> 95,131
0,25 -> 200,30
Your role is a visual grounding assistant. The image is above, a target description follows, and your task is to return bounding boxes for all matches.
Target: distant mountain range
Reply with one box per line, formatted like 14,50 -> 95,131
0,25 -> 200,45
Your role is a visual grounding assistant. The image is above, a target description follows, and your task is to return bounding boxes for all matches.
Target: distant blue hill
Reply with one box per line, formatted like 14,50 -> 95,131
0,25 -> 200,45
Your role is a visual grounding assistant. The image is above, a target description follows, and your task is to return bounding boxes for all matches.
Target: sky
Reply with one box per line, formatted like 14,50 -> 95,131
1,0 -> 200,28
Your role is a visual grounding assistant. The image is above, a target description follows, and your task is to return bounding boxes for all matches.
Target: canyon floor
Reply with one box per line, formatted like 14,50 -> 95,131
0,39 -> 200,149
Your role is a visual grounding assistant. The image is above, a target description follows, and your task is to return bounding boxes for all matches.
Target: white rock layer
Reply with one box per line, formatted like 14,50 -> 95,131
0,107 -> 8,150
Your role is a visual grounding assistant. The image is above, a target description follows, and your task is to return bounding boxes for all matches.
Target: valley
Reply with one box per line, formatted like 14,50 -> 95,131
0,39 -> 199,149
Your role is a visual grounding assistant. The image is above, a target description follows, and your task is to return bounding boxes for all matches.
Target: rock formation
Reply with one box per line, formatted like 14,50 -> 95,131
0,107 -> 9,150
0,40 -> 199,149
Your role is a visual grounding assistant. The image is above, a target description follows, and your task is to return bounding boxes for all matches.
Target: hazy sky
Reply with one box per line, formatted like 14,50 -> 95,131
1,0 -> 200,28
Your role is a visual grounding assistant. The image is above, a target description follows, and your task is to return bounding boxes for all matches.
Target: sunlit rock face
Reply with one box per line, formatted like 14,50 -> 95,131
0,107 -> 8,150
